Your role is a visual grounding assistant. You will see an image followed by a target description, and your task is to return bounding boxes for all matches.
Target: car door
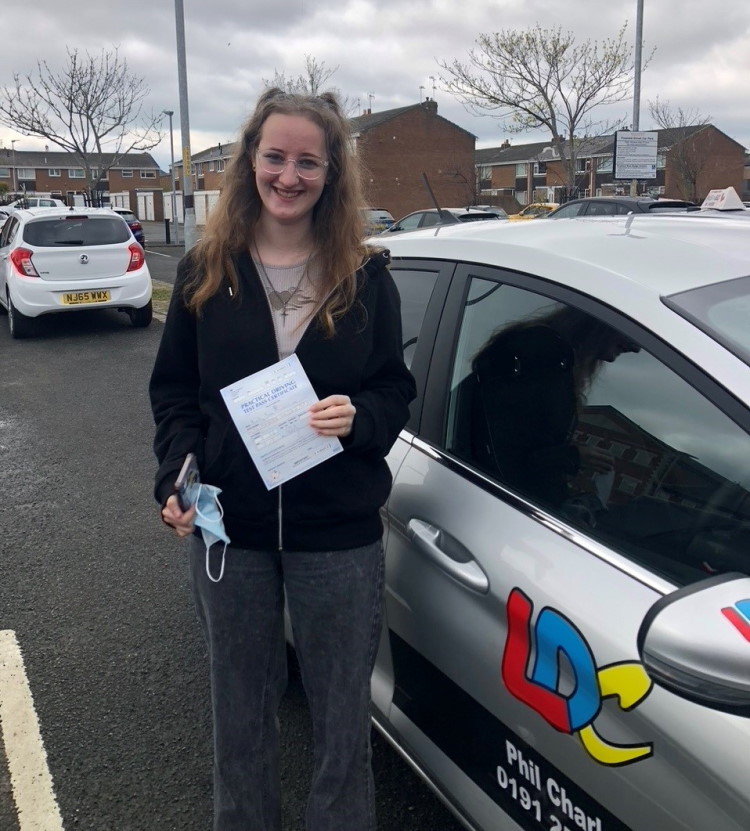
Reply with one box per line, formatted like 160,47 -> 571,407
382,259 -> 750,831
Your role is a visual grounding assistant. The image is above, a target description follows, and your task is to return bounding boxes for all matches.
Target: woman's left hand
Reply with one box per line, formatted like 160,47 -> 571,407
309,395 -> 356,437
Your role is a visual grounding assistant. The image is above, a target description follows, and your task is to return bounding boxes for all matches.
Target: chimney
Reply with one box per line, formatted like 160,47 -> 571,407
422,98 -> 437,115
501,139 -> 511,149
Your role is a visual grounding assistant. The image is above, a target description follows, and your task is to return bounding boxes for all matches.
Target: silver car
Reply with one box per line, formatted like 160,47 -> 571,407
374,215 -> 750,831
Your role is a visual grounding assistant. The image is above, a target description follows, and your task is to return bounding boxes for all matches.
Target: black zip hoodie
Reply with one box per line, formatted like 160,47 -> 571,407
149,248 -> 416,552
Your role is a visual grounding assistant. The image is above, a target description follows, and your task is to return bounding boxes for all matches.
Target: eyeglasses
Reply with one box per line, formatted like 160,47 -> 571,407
256,151 -> 329,181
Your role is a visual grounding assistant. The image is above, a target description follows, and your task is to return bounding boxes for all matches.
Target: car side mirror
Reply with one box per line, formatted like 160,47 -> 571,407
637,574 -> 750,716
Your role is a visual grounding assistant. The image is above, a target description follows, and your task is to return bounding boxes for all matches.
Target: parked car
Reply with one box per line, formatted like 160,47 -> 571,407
110,207 -> 146,246
507,202 -> 559,220
362,207 -> 395,236
0,207 -> 152,338
371,214 -> 750,831
5,196 -> 67,211
0,208 -> 10,232
381,207 -> 503,235
547,196 -> 694,218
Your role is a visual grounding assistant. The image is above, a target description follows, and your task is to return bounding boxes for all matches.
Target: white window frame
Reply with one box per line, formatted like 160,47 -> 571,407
0,167 -> 9,178
48,168 -> 61,177
18,168 -> 36,179
140,170 -> 157,179
69,168 -> 85,179
121,169 -> 133,178
515,163 -> 527,177
217,160 -> 225,173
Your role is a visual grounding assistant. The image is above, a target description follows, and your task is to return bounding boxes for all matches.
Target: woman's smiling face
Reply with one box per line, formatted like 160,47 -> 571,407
254,113 -> 328,227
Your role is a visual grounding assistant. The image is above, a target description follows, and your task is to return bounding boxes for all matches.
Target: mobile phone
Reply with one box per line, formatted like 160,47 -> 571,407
174,453 -> 200,511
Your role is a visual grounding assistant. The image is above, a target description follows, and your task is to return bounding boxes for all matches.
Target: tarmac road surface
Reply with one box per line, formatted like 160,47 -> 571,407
0,304 -> 465,830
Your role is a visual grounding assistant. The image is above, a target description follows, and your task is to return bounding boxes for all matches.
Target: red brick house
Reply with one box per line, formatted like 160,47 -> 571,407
350,99 -> 477,218
477,125 -> 746,205
0,148 -> 163,206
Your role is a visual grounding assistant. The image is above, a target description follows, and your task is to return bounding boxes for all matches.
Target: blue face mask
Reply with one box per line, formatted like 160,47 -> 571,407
194,484 -> 231,582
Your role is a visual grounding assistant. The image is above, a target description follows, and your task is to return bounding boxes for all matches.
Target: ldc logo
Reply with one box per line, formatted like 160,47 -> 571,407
502,588 -> 653,766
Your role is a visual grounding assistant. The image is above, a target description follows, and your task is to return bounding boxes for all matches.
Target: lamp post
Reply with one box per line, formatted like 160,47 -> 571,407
163,109 -> 179,243
174,0 -> 196,249
630,0 -> 644,197
10,139 -> 18,197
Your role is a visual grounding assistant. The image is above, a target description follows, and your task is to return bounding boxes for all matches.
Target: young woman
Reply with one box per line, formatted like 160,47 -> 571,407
149,88 -> 416,831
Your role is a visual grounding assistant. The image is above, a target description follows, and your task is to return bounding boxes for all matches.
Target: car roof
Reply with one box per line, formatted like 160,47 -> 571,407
15,207 -> 124,220
379,213 -> 750,296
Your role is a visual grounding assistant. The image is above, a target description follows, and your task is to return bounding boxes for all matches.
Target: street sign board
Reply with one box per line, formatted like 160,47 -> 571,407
613,131 -> 658,180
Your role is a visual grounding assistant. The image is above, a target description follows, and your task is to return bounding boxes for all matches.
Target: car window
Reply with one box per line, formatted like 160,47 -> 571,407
1,216 -> 19,247
444,274 -> 750,587
550,203 -> 583,218
585,201 -> 622,217
395,213 -> 423,232
390,268 -> 440,368
23,216 -> 131,246
419,212 -> 440,229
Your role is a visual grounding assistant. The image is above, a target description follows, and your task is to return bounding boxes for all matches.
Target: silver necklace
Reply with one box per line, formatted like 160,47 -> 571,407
253,245 -> 309,325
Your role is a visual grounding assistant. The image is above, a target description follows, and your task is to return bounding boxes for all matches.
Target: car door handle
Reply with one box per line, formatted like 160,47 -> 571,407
406,519 -> 489,594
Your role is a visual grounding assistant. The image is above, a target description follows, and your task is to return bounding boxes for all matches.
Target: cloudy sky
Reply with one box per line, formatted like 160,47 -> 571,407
1,0 -> 748,171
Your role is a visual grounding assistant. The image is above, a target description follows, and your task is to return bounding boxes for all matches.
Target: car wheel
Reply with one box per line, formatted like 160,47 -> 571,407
128,299 -> 153,328
7,291 -> 35,339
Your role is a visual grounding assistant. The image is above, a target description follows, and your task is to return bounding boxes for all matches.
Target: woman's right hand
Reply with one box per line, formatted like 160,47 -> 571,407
161,494 -> 196,538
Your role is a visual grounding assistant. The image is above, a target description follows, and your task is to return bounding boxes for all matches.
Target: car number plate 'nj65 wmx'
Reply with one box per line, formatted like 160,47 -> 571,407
60,290 -> 111,305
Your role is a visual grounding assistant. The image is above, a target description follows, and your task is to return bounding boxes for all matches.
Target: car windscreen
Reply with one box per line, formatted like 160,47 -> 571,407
115,211 -> 138,222
664,274 -> 750,366
23,216 -> 131,246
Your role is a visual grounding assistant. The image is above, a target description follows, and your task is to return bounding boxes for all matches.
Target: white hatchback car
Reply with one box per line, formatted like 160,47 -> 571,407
0,207 -> 152,338
373,215 -> 750,831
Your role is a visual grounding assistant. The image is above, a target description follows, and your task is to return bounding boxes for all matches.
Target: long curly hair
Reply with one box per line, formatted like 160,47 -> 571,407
184,87 -> 369,336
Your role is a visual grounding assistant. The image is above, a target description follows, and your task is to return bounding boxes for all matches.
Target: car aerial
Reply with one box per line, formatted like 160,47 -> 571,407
547,196 -> 694,218
362,207 -> 396,236
368,215 -> 750,831
109,206 -> 146,246
507,202 -> 559,221
382,207 -> 503,235
0,207 -> 152,338
5,196 -> 68,211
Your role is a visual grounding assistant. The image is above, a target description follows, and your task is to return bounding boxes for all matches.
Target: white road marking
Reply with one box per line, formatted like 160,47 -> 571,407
0,630 -> 64,830
144,249 -> 179,258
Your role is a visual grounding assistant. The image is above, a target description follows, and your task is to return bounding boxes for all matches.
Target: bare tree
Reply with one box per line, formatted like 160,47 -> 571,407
0,48 -> 163,204
648,97 -> 711,202
439,23 -> 644,190
263,55 -> 355,114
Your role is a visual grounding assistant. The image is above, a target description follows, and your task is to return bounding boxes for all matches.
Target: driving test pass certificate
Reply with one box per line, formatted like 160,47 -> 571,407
220,354 -> 343,490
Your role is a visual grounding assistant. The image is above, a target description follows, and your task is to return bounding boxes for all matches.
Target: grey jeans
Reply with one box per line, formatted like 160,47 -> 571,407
188,536 -> 385,831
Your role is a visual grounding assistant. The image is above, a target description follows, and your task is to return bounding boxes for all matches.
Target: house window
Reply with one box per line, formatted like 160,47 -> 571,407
140,170 -> 157,179
217,160 -> 225,173
657,153 -> 666,170
515,163 -> 527,177
209,161 -> 215,172
48,169 -> 61,177
533,161 -> 547,175
576,158 -> 588,174
596,157 -> 613,173
121,169 -> 133,178
69,169 -> 85,178
92,168 -> 109,181
0,167 -> 9,178
18,168 -> 35,179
